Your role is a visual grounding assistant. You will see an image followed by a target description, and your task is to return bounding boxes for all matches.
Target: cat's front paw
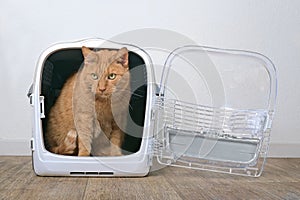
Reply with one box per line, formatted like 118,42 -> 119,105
63,130 -> 78,155
78,151 -> 90,156
66,130 -> 77,145
110,146 -> 123,156
78,137 -> 92,156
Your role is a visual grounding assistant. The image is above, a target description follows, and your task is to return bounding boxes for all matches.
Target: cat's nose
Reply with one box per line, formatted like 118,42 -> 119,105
99,88 -> 106,93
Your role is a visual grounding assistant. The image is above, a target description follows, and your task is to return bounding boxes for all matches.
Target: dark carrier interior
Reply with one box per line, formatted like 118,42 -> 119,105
41,48 -> 147,155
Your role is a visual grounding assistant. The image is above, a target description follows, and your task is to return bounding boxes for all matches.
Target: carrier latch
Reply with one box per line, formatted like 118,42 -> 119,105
39,96 -> 45,119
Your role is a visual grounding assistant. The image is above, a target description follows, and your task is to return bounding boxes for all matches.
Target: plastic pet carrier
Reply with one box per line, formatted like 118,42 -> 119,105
28,38 -> 277,177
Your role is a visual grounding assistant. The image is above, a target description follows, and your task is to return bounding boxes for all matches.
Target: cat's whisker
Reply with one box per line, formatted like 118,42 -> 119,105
131,93 -> 144,98
130,80 -> 146,83
117,89 -> 145,98
111,95 -> 134,111
128,104 -> 133,111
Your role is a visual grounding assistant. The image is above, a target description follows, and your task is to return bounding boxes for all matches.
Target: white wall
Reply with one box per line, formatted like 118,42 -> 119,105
0,0 -> 299,156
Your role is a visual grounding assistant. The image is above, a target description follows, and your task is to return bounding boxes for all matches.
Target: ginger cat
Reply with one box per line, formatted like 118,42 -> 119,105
45,46 -> 130,156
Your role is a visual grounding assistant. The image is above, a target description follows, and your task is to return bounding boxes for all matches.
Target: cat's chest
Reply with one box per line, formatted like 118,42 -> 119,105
95,100 -> 113,122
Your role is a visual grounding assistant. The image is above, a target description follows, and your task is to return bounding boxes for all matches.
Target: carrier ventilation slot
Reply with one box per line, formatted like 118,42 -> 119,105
70,171 -> 114,176
85,172 -> 99,175
70,172 -> 85,175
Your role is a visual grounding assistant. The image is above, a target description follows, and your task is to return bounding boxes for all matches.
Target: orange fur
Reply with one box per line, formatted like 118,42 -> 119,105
45,47 -> 130,156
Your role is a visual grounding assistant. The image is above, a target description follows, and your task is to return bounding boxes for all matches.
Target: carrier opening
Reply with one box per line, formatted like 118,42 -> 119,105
40,48 -> 147,156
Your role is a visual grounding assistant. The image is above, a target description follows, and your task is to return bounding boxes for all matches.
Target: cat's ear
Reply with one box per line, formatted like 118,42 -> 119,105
116,47 -> 129,67
82,46 -> 97,64
82,46 -> 92,57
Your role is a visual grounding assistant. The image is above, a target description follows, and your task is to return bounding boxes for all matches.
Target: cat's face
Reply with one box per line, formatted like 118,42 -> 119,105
80,47 -> 130,99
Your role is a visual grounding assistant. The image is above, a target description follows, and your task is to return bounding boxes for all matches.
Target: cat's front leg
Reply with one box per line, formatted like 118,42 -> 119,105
109,129 -> 124,156
74,112 -> 95,156
77,133 -> 92,156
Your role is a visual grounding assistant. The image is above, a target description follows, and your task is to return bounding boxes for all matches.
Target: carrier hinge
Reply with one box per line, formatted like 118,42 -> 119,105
149,137 -> 163,156
147,138 -> 154,166
148,136 -> 165,167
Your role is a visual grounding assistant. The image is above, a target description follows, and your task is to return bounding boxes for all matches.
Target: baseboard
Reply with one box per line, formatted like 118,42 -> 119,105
0,139 -> 31,156
0,139 -> 299,157
268,143 -> 300,158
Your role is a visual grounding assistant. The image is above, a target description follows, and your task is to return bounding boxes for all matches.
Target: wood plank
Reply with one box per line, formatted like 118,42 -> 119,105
156,166 -> 274,200
245,182 -> 300,200
83,176 -> 182,200
0,157 -> 299,200
0,157 -> 87,200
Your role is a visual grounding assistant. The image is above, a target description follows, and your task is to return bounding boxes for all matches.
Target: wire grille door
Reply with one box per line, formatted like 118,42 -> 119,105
154,46 -> 277,177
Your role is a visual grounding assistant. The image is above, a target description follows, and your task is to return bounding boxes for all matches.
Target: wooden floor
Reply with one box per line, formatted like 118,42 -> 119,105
0,157 -> 299,200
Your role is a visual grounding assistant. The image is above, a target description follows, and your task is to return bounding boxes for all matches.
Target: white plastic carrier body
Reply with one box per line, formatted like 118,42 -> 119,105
28,38 -> 277,177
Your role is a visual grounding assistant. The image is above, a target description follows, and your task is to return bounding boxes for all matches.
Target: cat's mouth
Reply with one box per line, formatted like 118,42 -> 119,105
95,92 -> 111,99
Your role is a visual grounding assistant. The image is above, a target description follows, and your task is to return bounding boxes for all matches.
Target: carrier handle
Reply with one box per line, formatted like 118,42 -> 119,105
27,84 -> 33,98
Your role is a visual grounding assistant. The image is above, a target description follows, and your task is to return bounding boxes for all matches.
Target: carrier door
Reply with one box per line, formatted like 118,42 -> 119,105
153,46 -> 276,177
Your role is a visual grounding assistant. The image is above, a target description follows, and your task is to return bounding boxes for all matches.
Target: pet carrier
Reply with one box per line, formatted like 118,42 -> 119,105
28,38 -> 277,177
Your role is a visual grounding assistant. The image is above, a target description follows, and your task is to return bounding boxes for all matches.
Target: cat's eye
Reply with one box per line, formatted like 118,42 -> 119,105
108,73 -> 116,80
91,73 -> 98,80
